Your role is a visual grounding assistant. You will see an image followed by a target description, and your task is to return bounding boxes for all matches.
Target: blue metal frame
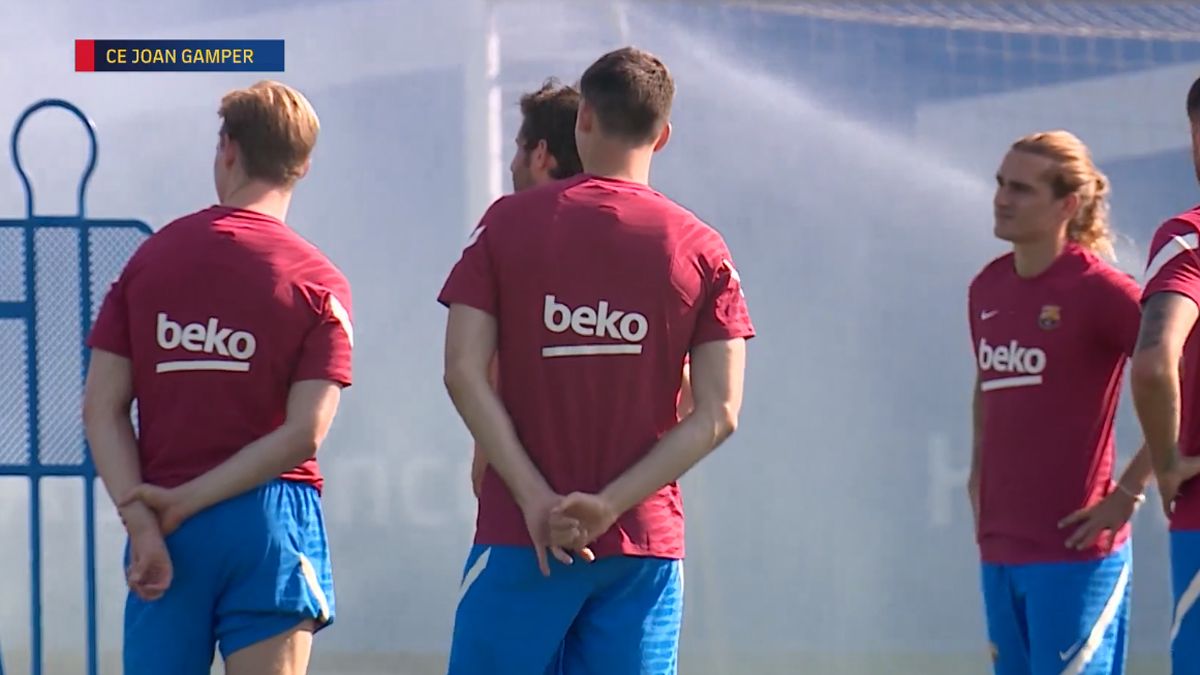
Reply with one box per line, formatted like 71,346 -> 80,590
0,99 -> 152,675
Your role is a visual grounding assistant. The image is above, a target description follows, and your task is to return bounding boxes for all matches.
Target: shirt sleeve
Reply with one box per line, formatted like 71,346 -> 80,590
1093,271 -> 1142,357
691,236 -> 755,347
292,275 -> 354,387
1143,220 -> 1200,310
437,210 -> 499,315
87,273 -> 132,357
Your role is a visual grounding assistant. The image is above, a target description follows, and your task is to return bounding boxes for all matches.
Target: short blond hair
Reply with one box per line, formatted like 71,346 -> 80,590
218,80 -> 319,186
1011,130 -> 1113,259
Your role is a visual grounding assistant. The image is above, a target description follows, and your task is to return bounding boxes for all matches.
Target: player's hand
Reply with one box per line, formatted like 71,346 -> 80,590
471,447 -> 487,500
550,492 -> 620,550
521,490 -> 594,576
121,483 -> 191,536
1156,456 -> 1200,519
125,514 -> 173,601
1058,489 -> 1141,551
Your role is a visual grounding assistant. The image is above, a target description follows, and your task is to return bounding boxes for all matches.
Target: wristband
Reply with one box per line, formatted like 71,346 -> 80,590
1114,481 -> 1146,504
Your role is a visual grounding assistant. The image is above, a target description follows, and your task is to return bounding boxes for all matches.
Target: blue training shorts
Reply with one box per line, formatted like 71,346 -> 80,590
980,542 -> 1131,675
448,544 -> 684,675
1169,530 -> 1200,673
123,478 -> 335,675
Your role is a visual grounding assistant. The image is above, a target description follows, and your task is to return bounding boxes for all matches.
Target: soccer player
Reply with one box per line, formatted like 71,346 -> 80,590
1130,75 -> 1200,672
470,79 -> 584,497
82,81 -> 353,675
439,47 -> 753,674
472,79 -> 694,498
509,78 -> 583,192
969,130 -> 1154,674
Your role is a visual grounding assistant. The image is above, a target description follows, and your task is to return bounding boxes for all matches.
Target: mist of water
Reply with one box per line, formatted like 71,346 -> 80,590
0,1 -> 1183,674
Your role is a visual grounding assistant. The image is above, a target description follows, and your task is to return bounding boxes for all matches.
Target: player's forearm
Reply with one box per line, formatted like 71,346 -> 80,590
1116,444 -> 1155,494
969,381 -> 983,484
1131,353 -> 1182,474
600,402 -> 737,516
83,409 -> 157,531
466,356 -> 499,497
176,422 -> 319,516
445,368 -> 551,508
84,408 -> 142,501
471,445 -> 487,498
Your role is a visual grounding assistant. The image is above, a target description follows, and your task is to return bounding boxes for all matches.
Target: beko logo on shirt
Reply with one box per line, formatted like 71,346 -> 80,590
542,294 -> 647,357
155,312 -> 257,373
977,338 -> 1046,391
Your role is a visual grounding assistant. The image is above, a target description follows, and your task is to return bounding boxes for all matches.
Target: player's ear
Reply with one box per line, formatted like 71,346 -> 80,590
220,134 -> 239,170
1060,191 -> 1081,224
576,101 -> 594,134
532,139 -> 550,170
296,158 -> 312,181
652,122 -> 671,153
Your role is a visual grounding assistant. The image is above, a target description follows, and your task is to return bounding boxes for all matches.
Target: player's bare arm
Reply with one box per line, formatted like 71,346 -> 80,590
84,350 -> 150,525
470,444 -> 488,499
601,337 -> 744,511
470,357 -> 692,498
1132,291 -> 1200,513
1059,444 -> 1153,550
123,380 -> 343,534
83,349 -> 172,600
1113,444 -> 1155,503
552,338 -> 745,548
677,360 -> 694,418
445,304 -> 555,508
444,303 -> 591,574
470,356 -> 501,498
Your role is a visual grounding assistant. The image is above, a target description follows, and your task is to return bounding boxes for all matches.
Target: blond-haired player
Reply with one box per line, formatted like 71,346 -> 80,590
84,81 -> 353,675
969,130 -> 1155,674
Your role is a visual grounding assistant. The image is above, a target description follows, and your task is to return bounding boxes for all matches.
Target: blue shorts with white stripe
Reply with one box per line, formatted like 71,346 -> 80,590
1169,531 -> 1200,674
123,478 -> 335,675
448,544 -> 683,675
980,542 -> 1131,675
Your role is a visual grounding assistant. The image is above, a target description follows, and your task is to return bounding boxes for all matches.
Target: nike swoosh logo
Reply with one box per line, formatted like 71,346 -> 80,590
980,310 -> 1000,320
1059,641 -> 1082,662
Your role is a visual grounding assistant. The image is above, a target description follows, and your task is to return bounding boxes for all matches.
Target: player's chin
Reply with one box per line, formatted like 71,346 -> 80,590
992,220 -> 1019,242
511,172 -> 530,193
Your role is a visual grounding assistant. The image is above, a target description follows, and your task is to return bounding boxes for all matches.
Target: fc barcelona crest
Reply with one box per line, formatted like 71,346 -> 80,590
1038,305 -> 1061,330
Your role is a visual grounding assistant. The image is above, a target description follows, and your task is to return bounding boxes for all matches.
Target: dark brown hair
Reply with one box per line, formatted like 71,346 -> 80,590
579,47 -> 674,144
519,79 -> 582,179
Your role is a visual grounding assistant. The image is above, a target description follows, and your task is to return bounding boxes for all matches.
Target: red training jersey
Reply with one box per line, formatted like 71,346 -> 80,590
969,243 -> 1140,564
88,206 -> 354,492
438,174 -> 755,559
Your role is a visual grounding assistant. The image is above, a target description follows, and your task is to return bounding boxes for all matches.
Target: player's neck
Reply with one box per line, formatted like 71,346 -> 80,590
1012,236 -> 1067,278
220,181 -> 293,223
582,148 -> 653,185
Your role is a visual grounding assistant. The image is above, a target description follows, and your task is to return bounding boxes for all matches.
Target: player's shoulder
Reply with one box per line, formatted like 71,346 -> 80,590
1149,205 -> 1200,252
147,205 -> 218,238
125,206 -> 218,262
1076,249 -> 1140,299
613,179 -> 705,225
485,175 -> 589,222
670,214 -> 735,273
970,252 -> 1014,292
1144,205 -> 1200,278
628,189 -> 724,250
279,228 -> 350,288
